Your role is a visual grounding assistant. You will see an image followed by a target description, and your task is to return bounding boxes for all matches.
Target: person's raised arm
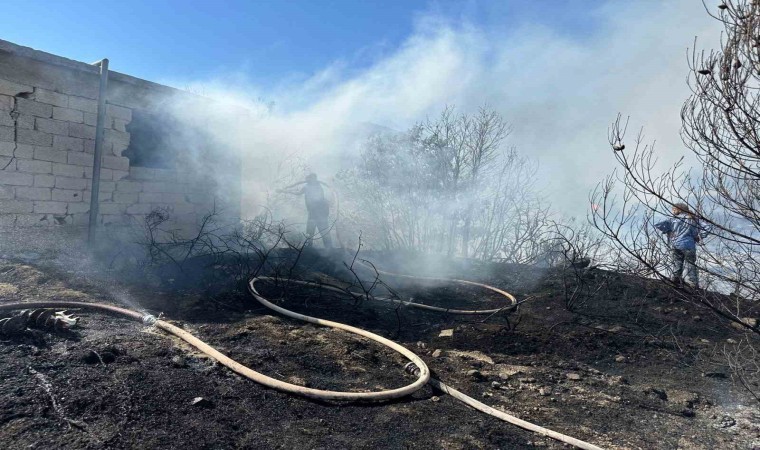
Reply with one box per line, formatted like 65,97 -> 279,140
276,181 -> 307,195
653,218 -> 672,234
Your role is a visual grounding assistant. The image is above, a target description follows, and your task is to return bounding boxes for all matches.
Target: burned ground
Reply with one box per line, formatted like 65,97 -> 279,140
0,247 -> 758,450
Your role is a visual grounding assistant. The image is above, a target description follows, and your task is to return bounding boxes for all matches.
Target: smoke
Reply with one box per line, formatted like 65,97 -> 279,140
160,0 -> 722,220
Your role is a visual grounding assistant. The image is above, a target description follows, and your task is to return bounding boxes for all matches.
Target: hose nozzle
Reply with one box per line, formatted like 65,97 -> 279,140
404,362 -> 421,376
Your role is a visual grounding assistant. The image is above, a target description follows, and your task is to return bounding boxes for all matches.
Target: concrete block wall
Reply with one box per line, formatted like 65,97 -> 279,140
0,76 -> 218,228
0,39 -> 240,229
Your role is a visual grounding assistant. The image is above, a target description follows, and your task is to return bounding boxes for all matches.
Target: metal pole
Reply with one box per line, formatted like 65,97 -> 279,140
88,59 -> 109,243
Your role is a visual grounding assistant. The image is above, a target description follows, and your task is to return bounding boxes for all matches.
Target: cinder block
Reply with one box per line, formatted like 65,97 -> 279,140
17,159 -> 52,174
52,189 -> 84,202
100,181 -> 116,192
113,192 -> 138,203
105,128 -> 130,146
0,112 -> 13,127
68,96 -> 98,114
16,98 -> 52,118
15,187 -> 51,200
34,89 -> 68,108
112,118 -> 128,133
52,163 -> 86,178
68,152 -> 94,167
126,203 -> 154,214
0,126 -> 13,142
52,107 -> 84,123
16,114 -> 34,130
116,181 -> 142,193
0,200 -> 33,213
69,123 -> 96,140
55,177 -> 87,190
0,95 -> 14,111
35,118 -> 69,136
83,139 -> 95,154
34,174 -> 55,188
85,140 -> 117,155
102,155 -> 129,171
86,180 -> 115,192
84,139 -> 95,155
67,202 -> 90,214
0,142 -> 13,156
83,112 -> 97,127
106,104 -> 132,121
0,185 -> 13,199
17,129 -> 53,146
84,167 -> 112,180
98,203 -> 127,215
111,142 -> 128,156
112,170 -> 129,181
53,135 -> 84,152
138,192 -> 163,203
0,157 -> 14,170
0,171 -> 33,186
0,79 -> 33,97
85,112 -> 114,129
33,146 -> 67,164
83,190 -> 111,202
14,144 -> 34,159
33,201 -> 67,214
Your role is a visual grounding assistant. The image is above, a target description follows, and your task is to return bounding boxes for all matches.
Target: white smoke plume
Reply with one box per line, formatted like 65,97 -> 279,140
162,0 -> 722,220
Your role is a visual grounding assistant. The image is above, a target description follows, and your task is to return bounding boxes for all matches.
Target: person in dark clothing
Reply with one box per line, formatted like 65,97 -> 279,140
654,203 -> 707,288
278,173 -> 333,248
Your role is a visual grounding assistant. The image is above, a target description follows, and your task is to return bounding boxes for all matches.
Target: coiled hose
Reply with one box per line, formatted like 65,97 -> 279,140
0,275 -> 605,449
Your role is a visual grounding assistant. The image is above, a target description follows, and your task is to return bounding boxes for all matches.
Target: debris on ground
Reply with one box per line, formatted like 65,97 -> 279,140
0,251 -> 756,449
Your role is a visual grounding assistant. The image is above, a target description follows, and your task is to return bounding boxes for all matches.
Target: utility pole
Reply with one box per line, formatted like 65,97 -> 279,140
88,59 -> 109,244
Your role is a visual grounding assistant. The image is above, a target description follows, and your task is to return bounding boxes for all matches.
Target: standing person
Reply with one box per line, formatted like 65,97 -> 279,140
654,202 -> 705,288
278,173 -> 333,248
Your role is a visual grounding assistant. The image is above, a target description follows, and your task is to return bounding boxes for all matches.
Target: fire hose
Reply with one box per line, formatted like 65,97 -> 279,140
0,276 -> 606,450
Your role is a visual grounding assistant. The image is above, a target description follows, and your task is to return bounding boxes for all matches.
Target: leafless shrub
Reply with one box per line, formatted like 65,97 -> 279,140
337,105 -> 550,261
591,1 -> 759,399
544,221 -> 606,311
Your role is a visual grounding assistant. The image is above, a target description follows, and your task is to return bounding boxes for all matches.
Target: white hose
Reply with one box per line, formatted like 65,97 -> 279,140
244,277 -> 430,400
428,377 -> 606,450
249,275 -> 607,449
270,277 -> 516,314
0,270 -> 605,448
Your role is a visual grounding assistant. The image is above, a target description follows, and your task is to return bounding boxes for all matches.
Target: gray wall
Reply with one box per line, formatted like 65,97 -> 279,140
0,39 -> 240,228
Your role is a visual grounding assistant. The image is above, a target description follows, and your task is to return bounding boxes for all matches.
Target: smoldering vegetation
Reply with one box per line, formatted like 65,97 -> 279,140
0,1 -> 758,448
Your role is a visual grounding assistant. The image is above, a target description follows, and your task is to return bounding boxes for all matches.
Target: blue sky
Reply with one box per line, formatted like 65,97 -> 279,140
1,0 -> 600,89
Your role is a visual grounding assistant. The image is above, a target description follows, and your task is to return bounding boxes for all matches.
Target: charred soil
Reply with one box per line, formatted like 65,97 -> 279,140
0,249 -> 758,449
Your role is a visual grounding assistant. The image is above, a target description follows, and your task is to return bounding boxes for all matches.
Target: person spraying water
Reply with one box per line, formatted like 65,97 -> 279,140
277,173 -> 333,248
